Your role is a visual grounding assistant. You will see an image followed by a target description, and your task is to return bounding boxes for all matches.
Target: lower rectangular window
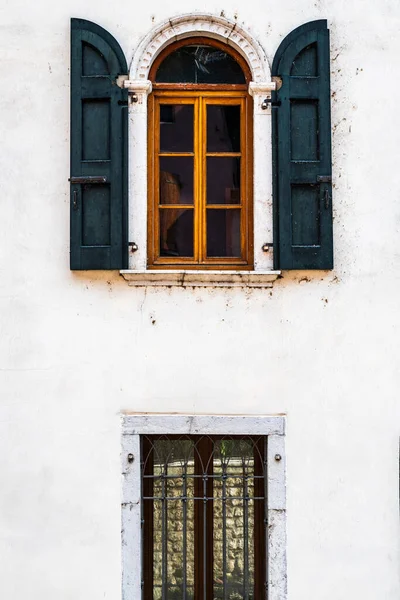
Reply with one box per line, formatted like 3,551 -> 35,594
141,435 -> 267,600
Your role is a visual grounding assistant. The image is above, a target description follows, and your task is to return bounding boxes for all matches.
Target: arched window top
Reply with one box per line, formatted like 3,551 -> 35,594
149,37 -> 250,85
147,36 -> 253,269
148,89 -> 253,267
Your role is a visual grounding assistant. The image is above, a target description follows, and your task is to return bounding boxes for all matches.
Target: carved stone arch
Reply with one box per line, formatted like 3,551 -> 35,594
124,13 -> 276,275
129,13 -> 271,83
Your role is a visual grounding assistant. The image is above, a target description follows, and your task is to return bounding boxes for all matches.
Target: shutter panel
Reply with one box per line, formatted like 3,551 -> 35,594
70,19 -> 128,270
272,20 -> 333,270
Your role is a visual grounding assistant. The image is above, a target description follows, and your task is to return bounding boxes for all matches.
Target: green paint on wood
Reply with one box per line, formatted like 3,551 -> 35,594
70,19 -> 128,270
272,20 -> 333,270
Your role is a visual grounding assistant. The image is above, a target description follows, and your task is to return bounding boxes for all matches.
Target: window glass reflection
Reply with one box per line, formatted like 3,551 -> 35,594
207,209 -> 241,257
156,45 -> 246,84
160,209 -> 194,257
160,105 -> 194,153
207,158 -> 241,205
207,105 -> 241,152
159,157 -> 194,205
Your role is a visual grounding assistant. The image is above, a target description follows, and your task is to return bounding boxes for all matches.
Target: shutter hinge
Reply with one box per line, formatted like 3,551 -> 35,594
261,98 -> 281,109
262,243 -> 273,252
69,176 -> 108,184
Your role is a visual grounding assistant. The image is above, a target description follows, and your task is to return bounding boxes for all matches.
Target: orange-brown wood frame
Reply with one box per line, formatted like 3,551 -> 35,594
147,37 -> 253,270
147,92 -> 253,269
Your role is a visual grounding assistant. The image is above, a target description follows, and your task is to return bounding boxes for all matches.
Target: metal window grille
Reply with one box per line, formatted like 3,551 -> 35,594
141,435 -> 267,600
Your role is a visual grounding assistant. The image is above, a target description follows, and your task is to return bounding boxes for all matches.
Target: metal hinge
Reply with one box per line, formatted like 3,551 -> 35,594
262,242 -> 273,252
69,176 -> 108,184
261,98 -> 281,110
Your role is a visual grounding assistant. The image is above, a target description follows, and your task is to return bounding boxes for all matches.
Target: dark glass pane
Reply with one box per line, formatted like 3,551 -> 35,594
160,104 -> 194,152
207,209 -> 241,257
155,45 -> 246,84
160,209 -> 194,257
207,158 -> 240,205
160,157 -> 193,205
207,105 -> 240,152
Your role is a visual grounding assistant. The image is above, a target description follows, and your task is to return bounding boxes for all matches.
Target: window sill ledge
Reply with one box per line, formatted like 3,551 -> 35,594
119,270 -> 281,288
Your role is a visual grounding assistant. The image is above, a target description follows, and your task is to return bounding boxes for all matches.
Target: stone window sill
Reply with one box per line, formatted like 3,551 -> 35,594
119,270 -> 281,287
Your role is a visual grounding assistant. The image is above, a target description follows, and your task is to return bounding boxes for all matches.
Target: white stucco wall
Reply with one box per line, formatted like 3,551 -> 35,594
1,1 -> 400,599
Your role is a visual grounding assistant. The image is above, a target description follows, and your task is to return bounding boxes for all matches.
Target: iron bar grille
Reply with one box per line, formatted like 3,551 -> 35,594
141,435 -> 267,600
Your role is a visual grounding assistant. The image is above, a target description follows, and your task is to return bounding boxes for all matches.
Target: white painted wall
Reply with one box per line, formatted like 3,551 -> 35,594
1,1 -> 400,599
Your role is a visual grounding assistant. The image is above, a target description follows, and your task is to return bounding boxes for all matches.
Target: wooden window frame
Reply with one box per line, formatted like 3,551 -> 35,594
147,38 -> 254,271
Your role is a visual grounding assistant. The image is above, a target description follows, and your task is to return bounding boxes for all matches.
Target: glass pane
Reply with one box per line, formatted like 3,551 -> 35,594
207,209 -> 241,257
207,158 -> 241,205
160,209 -> 194,257
207,105 -> 241,152
155,45 -> 246,84
160,158 -> 194,205
213,439 -> 255,600
151,440 -> 195,600
160,104 -> 194,152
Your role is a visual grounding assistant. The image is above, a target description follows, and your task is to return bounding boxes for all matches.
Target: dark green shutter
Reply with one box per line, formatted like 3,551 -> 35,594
272,20 -> 333,270
70,19 -> 128,270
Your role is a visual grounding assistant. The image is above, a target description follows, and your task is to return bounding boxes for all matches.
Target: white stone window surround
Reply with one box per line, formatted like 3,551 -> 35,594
120,14 -> 281,288
121,414 -> 287,600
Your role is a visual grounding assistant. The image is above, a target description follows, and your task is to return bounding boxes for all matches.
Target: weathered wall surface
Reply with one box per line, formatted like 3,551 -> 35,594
1,0 -> 400,598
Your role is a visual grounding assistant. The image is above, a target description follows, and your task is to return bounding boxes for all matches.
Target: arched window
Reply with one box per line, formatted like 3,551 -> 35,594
147,38 -> 253,269
70,18 -> 333,277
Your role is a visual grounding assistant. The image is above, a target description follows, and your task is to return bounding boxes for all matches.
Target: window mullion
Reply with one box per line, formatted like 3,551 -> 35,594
198,96 -> 205,264
194,436 -> 214,599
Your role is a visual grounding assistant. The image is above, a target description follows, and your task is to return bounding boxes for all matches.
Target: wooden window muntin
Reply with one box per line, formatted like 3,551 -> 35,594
148,38 -> 253,270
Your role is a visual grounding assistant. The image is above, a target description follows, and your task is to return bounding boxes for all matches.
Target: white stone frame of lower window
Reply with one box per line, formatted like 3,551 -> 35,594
122,14 -> 278,279
121,414 -> 287,600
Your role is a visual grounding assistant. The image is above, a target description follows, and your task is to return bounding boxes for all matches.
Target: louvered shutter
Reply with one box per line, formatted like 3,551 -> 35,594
272,20 -> 333,270
70,19 -> 128,270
